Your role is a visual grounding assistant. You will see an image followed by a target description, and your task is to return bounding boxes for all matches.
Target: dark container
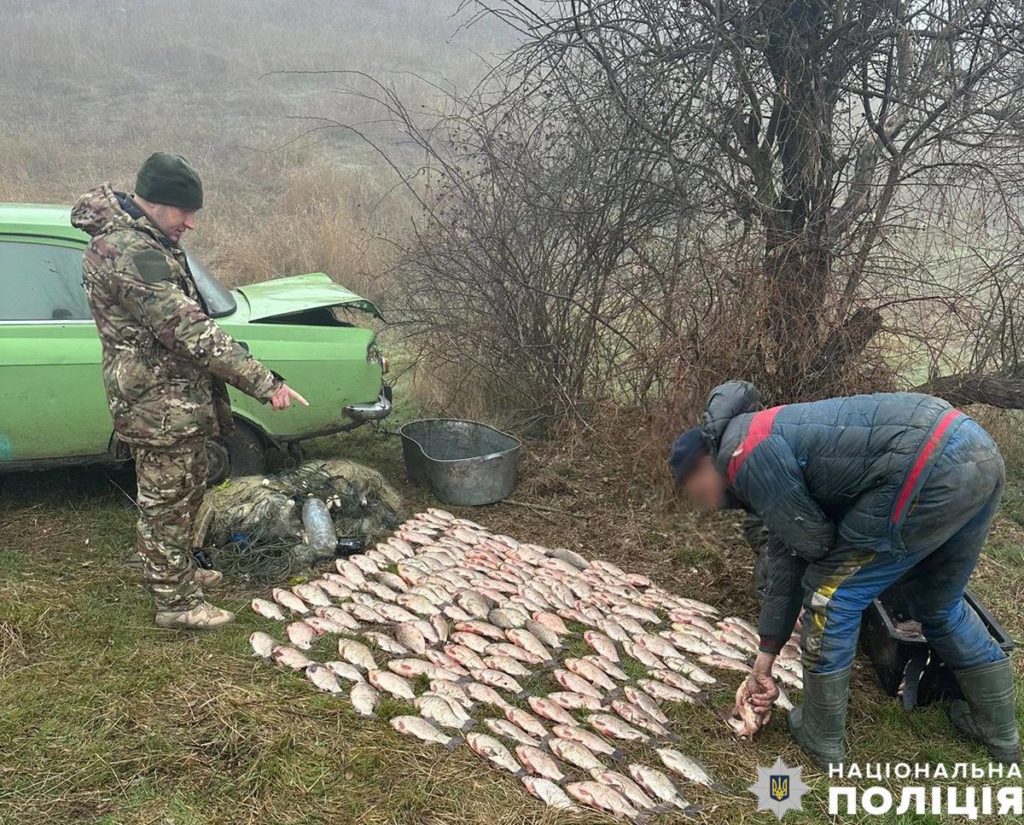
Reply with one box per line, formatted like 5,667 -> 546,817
399,418 -> 521,506
860,586 -> 1015,709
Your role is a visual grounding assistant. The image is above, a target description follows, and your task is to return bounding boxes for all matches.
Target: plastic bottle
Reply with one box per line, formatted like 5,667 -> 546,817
301,497 -> 337,556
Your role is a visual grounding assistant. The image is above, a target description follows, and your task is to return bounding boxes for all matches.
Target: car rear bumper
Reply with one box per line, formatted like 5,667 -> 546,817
344,384 -> 393,424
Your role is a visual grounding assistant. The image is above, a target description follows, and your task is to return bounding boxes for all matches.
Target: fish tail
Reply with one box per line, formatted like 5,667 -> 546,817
460,719 -> 476,732
709,782 -> 729,794
604,687 -> 623,704
680,802 -> 703,818
610,748 -> 627,763
444,736 -> 465,752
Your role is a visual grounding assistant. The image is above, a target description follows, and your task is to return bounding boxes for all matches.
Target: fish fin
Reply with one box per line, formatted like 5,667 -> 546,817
650,804 -> 678,817
460,720 -> 476,732
516,690 -> 530,700
610,748 -> 627,763
709,782 -> 730,794
603,688 -> 623,704
681,803 -> 703,818
665,732 -> 683,743
444,736 -> 465,752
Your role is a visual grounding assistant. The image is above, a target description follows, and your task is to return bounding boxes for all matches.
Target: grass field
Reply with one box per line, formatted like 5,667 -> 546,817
2,405 -> 1023,824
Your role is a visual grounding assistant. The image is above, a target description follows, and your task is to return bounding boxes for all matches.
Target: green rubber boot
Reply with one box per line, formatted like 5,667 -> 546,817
949,658 -> 1021,765
788,667 -> 851,770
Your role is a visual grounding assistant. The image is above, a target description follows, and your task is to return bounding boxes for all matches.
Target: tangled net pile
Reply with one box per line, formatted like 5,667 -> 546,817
247,509 -> 804,820
194,460 -> 403,582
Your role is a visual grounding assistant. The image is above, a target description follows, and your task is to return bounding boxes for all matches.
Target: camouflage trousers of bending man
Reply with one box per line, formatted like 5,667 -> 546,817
132,437 -> 207,611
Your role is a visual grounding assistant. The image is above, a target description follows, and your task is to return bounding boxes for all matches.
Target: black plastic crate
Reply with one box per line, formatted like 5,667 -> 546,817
860,586 -> 1015,709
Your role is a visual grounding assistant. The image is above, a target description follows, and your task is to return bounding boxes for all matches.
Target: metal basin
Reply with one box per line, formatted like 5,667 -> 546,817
399,419 -> 521,506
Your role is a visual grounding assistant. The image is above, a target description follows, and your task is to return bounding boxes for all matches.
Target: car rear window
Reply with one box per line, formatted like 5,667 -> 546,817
0,240 -> 92,321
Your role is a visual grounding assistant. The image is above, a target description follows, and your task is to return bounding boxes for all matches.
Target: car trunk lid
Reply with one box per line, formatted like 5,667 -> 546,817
235,273 -> 382,321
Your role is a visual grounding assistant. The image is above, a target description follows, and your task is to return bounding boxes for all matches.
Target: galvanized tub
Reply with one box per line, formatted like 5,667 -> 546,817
399,419 -> 522,506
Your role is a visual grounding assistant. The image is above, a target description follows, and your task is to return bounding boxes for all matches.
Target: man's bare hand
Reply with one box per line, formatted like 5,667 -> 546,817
270,384 -> 309,410
740,671 -> 780,713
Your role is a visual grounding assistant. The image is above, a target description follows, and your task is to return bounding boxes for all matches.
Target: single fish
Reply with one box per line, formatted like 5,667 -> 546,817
430,614 -> 450,643
272,587 -> 309,616
656,747 -> 721,789
474,668 -> 525,696
324,660 -> 365,683
455,620 -> 506,641
635,633 -> 684,661
314,578 -> 352,601
698,653 -> 752,675
610,699 -> 674,739
350,554 -> 381,575
639,678 -> 697,706
622,641 -> 664,669
464,681 -> 511,709
337,639 -> 377,671
430,680 -> 474,708
443,604 -> 474,623
376,603 -> 420,624
397,593 -> 440,617
593,770 -> 663,812
349,603 -> 387,624
455,589 -> 492,619
547,691 -> 602,712
587,713 -> 650,742
506,628 -> 553,662
527,695 -> 577,727
249,631 -> 276,658
486,642 -> 541,665
466,732 -> 524,776
415,694 -> 475,732
548,737 -> 606,773
388,658 -> 436,680
368,669 -> 416,701
485,718 -> 541,747
552,669 -> 603,700
394,622 -> 428,655
251,598 -> 286,621
522,776 -> 575,810
583,654 -> 630,682
598,618 -> 631,643
391,715 -> 461,750
532,611 -> 569,636
504,706 -> 550,740
552,724 -> 623,760
450,631 -> 491,654
444,643 -> 488,671
362,631 -> 410,656
663,656 -> 717,685
304,616 -> 348,636
306,663 -> 344,694
489,608 -> 528,629
271,645 -> 314,670
584,631 -> 620,662
376,571 -> 409,592
292,582 -> 332,608
545,546 -> 590,569
624,684 -> 670,722
564,781 -> 640,821
350,682 -> 379,717
483,655 -> 532,678
629,764 -> 692,811
425,649 -> 470,676
515,744 -> 566,782
523,619 -> 562,650
649,669 -> 702,695
564,658 -> 617,692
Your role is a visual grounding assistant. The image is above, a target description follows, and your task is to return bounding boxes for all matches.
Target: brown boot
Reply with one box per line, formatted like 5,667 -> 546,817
155,602 -> 235,631
192,568 -> 224,588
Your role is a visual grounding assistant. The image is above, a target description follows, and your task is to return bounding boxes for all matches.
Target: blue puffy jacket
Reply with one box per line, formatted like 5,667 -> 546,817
701,381 -> 967,651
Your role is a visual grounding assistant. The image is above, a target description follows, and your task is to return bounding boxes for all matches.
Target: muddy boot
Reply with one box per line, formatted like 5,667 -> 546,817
155,602 -> 235,631
192,568 -> 224,589
788,667 -> 851,770
949,658 -> 1021,765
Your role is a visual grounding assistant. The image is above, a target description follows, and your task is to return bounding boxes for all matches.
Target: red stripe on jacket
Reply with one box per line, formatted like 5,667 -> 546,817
891,408 -> 963,524
727,406 -> 785,485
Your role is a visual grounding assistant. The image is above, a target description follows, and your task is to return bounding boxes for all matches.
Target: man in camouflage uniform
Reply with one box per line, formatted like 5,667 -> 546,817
71,153 -> 308,630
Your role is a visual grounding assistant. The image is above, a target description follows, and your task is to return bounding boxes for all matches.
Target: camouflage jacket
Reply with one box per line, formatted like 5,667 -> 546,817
71,184 -> 282,448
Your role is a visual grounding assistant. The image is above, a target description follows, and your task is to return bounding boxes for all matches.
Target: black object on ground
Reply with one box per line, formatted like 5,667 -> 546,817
860,586 -> 1014,709
335,537 -> 366,556
399,418 -> 521,506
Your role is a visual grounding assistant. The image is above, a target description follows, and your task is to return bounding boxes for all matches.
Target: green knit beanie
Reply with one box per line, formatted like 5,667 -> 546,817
135,152 -> 203,210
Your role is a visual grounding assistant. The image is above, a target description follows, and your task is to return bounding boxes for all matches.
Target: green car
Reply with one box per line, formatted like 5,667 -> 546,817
0,203 -> 391,480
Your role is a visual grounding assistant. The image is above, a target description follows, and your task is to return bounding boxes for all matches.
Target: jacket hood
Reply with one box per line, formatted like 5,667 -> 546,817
71,184 -> 170,246
702,380 -> 761,456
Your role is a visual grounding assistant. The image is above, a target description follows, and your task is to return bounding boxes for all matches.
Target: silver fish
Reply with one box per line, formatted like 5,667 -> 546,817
552,669 -> 603,700
395,622 -> 428,655
531,611 -> 569,636
551,724 -> 623,760
271,645 -> 313,670
304,616 -> 348,636
548,737 -> 605,773
656,747 -> 720,789
504,706 -> 549,740
430,680 -> 474,709
583,654 -> 630,682
547,691 -> 602,712
306,663 -> 344,694
629,764 -> 692,811
292,582 -> 332,608
465,681 -> 511,709
249,631 -> 276,658
593,770 -> 662,812
583,631 -> 620,662
314,606 -> 359,631
663,656 -> 717,685
523,619 -> 562,650
362,631 -> 410,657
483,655 -> 532,678
368,669 -> 416,700
450,631 -> 491,654
610,699 -> 673,739
515,744 -> 566,782
337,639 -> 377,671
527,696 -> 576,727
564,781 -> 640,820
466,732 -> 523,776
388,658 -> 435,679
271,587 -> 309,616
639,678 -> 696,706
522,776 -> 576,810
484,718 -> 541,747
324,660 -> 365,683
624,684 -> 670,723
391,715 -> 461,750
251,598 -> 286,621
489,608 -> 528,629
415,694 -> 475,732
587,713 -> 649,742
564,658 -> 616,692
350,682 -> 380,717
474,668 -> 525,696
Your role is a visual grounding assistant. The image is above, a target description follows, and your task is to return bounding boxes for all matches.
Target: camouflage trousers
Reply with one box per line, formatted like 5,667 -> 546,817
132,438 -> 207,611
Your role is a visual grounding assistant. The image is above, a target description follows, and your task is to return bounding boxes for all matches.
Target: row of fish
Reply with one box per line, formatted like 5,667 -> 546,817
247,509 -> 802,821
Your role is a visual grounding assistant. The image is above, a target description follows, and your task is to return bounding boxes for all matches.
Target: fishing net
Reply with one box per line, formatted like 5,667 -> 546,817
193,459 -> 404,583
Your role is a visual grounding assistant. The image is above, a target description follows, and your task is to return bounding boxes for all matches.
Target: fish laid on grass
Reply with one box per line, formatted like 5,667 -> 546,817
337,639 -> 377,672
368,669 -> 416,701
564,782 -> 640,821
249,631 -> 276,658
485,718 -> 541,747
271,645 -> 314,670
391,715 -> 461,751
350,682 -> 379,717
286,621 -> 319,650
546,737 -> 606,774
415,694 -> 475,732
522,776 -> 575,810
656,747 -> 725,791
515,745 -> 567,782
271,588 -> 309,616
593,770 -> 666,813
251,598 -> 286,621
629,764 -> 693,811
466,732 -> 524,776
504,706 -> 549,740
306,663 -> 344,694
